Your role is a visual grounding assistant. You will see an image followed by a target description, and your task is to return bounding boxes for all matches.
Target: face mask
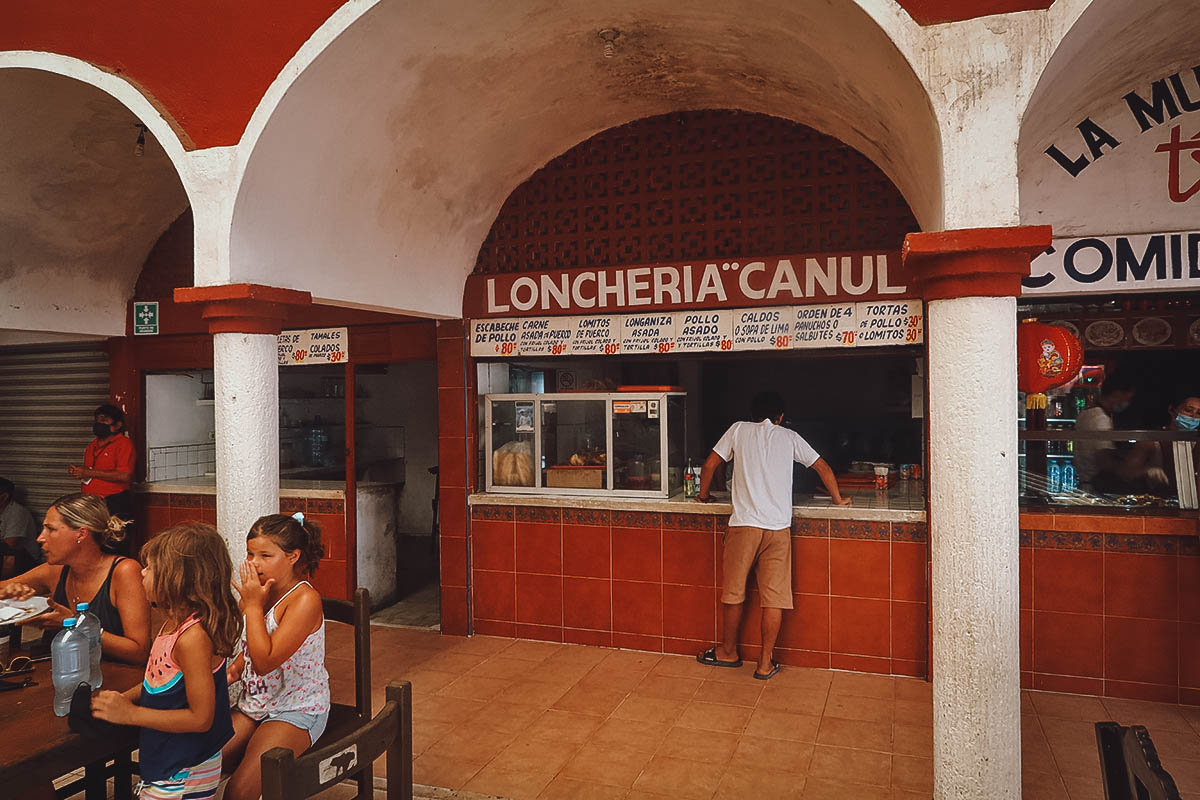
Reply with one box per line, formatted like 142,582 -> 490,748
1176,414 -> 1200,431
93,422 -> 113,438
1112,402 -> 1130,414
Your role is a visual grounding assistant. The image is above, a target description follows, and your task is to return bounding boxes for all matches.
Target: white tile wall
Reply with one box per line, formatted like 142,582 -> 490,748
148,443 -> 217,482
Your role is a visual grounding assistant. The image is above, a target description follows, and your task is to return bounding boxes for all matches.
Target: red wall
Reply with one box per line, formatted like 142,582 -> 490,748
1,0 -> 343,148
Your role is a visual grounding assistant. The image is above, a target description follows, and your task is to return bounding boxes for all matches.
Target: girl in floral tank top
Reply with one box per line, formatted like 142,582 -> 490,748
221,513 -> 330,800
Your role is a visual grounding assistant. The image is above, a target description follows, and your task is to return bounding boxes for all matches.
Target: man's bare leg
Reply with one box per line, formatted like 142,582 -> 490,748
758,607 -> 782,674
715,601 -> 743,662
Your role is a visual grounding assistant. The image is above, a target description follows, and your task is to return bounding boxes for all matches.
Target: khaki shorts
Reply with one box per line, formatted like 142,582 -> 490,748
721,526 -> 793,609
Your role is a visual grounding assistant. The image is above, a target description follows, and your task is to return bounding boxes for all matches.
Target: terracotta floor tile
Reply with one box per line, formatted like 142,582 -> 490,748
468,655 -> 541,681
588,716 -> 672,753
633,673 -> 704,701
411,718 -> 455,757
823,694 -> 894,724
809,745 -> 891,786
1029,691 -> 1108,721
537,659 -> 602,684
801,777 -> 889,800
465,761 -> 560,800
525,709 -> 606,744
694,678 -> 764,707
422,725 -> 514,764
417,650 -> 490,672
506,639 -> 567,662
495,679 -> 572,708
1166,756 -> 1200,793
728,734 -> 815,775
652,654 -> 716,679
1041,717 -> 1100,749
704,662 -> 767,684
632,754 -> 727,799
561,742 -> 655,788
893,678 -> 932,703
891,723 -> 933,758
675,700 -> 754,734
553,684 -> 630,716
829,671 -> 895,700
656,725 -> 740,763
489,737 -> 581,775
412,751 -> 485,790
1022,768 -> 1071,800
395,668 -> 460,694
890,755 -> 933,793
446,634 -> 516,655
1142,727 -> 1200,765
759,686 -> 830,716
714,766 -> 806,799
436,674 -> 513,701
470,700 -> 546,734
412,694 -> 485,726
816,716 -> 893,752
889,789 -> 932,800
1060,772 -> 1105,800
536,776 -> 630,800
545,643 -> 613,666
600,649 -> 663,674
624,791 -> 676,800
1102,697 -> 1194,732
1022,691 -> 1037,715
1023,730 -> 1059,775
578,668 -> 651,694
893,699 -> 932,727
1047,741 -> 1102,779
743,707 -> 821,742
769,666 -> 834,692
612,695 -> 689,725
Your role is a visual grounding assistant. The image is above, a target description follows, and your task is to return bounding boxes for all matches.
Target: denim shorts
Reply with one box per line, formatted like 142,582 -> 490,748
264,710 -> 329,745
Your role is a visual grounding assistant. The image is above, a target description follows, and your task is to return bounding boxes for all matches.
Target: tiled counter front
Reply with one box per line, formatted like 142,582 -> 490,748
1020,512 -> 1200,703
470,504 -> 930,678
135,492 -> 350,600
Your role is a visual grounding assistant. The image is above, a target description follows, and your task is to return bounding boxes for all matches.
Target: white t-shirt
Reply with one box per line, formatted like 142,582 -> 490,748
712,419 -> 821,530
1074,405 -> 1114,487
0,500 -> 40,559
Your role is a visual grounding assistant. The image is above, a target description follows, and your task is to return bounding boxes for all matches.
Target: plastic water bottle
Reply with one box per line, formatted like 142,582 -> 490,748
74,602 -> 103,689
52,618 -> 90,716
1048,461 -> 1062,494
1062,462 -> 1077,493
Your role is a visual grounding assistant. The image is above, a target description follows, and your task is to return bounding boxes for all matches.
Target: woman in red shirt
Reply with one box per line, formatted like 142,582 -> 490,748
69,404 -> 136,551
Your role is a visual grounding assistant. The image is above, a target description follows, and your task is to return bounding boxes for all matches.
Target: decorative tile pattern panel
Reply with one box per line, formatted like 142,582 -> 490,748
473,110 -> 917,275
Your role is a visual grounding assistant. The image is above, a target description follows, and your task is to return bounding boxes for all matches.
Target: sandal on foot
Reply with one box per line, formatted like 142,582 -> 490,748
697,647 -> 743,668
753,660 -> 782,680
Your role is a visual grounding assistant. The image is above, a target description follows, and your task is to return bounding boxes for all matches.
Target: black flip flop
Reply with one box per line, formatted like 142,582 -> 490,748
753,660 -> 782,680
697,647 -> 743,668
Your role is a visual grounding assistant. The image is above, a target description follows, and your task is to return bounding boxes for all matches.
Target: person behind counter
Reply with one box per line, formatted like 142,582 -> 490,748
69,403 -> 136,553
1075,374 -> 1141,493
0,493 -> 151,664
696,390 -> 849,680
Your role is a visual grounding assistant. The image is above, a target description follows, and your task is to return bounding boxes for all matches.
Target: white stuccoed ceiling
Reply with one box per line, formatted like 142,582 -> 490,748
0,68 -> 188,337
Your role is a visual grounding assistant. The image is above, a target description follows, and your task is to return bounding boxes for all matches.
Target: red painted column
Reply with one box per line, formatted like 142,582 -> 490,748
903,226 -> 1051,800
437,320 -> 472,635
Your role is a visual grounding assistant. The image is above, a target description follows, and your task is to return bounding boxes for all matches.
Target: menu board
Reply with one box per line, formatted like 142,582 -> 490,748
470,301 -> 923,358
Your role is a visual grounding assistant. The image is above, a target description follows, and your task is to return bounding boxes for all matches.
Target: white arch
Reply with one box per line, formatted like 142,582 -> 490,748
227,0 -> 942,319
0,52 -> 195,337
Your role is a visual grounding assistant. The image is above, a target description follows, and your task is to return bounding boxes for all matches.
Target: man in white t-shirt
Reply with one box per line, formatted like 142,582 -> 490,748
1074,376 -> 1135,492
695,391 -> 849,679
0,477 -> 40,577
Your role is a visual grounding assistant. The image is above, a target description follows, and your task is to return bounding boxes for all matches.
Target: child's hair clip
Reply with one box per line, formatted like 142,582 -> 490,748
292,511 -> 305,524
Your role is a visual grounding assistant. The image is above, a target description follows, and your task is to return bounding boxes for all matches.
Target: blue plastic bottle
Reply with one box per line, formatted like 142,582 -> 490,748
1048,461 -> 1062,494
51,618 -> 90,716
74,602 -> 103,689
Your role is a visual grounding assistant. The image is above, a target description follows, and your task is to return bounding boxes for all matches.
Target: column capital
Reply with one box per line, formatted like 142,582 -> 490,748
902,226 -> 1052,302
174,283 -> 313,335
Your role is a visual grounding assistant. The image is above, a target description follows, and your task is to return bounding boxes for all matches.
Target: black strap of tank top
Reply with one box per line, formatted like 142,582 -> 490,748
53,557 -> 125,608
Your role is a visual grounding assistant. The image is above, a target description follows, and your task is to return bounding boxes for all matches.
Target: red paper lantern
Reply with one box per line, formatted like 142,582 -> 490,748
1017,320 -> 1083,399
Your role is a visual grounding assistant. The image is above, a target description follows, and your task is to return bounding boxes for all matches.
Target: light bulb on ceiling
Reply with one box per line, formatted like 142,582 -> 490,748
134,124 -> 147,157
598,28 -> 619,58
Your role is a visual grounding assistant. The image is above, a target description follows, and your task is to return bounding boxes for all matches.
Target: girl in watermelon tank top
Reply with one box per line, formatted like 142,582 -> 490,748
91,522 -> 242,800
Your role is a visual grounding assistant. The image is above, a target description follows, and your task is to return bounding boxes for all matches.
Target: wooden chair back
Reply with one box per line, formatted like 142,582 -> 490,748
261,681 -> 412,800
322,587 -> 372,719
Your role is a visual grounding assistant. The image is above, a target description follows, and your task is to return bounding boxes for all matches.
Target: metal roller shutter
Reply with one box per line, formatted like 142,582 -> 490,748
0,342 -> 111,518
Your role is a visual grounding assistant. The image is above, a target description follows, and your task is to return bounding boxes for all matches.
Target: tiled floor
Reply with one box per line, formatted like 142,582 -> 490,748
331,625 -> 1200,800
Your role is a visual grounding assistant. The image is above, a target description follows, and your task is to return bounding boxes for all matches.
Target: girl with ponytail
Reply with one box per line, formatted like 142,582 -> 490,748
221,512 -> 330,800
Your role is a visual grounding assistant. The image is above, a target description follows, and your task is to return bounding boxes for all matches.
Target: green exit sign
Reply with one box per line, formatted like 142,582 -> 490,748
134,301 -> 159,336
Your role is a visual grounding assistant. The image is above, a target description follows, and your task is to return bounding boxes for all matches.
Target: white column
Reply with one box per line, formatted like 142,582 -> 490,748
927,294 -> 1020,799
213,331 -> 279,555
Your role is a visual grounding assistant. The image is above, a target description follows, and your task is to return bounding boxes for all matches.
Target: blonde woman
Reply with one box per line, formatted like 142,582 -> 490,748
0,493 -> 151,664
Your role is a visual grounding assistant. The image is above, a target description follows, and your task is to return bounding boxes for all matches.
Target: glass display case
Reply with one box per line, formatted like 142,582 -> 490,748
484,391 -> 687,497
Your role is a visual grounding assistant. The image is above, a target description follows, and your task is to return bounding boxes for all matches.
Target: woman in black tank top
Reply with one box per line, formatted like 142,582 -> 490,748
0,493 -> 151,664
